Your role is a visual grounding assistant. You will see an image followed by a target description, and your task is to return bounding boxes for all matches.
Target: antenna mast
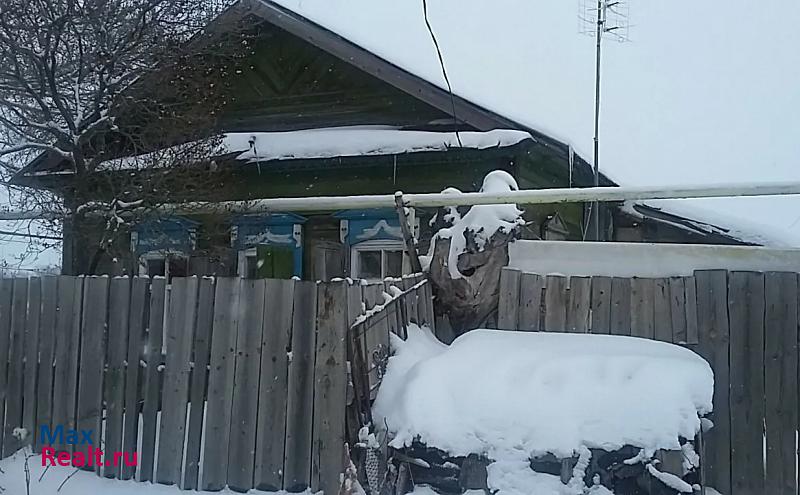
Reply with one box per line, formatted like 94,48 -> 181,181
580,0 -> 630,240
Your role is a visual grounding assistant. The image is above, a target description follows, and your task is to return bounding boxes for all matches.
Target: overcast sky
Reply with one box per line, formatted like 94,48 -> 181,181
3,0 -> 799,268
275,0 -> 800,244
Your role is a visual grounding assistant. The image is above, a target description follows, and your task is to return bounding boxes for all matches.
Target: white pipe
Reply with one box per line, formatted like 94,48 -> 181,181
2,182 -> 800,219
159,181 -> 800,215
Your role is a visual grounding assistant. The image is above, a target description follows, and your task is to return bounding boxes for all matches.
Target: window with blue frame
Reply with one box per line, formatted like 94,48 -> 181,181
131,217 -> 198,279
334,209 -> 417,281
231,213 -> 306,279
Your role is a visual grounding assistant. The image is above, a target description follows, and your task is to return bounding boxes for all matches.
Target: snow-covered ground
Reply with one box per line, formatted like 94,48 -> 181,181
374,325 -> 714,494
0,448 -> 314,495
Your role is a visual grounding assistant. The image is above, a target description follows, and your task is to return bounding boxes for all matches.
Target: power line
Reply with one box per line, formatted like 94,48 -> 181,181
0,229 -> 61,240
421,0 -> 463,147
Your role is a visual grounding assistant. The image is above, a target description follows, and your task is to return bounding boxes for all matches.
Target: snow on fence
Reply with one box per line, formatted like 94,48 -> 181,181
0,274 -> 433,494
498,266 -> 800,495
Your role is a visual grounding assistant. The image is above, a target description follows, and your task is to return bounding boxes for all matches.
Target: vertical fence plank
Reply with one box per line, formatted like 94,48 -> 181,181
653,278 -> 672,342
694,269 -> 731,495
3,278 -> 28,456
684,276 -> 699,345
51,276 -> 82,454
590,276 -> 612,334
383,279 -> 400,336
609,278 -> 631,336
311,281 -> 348,495
668,277 -> 687,344
22,278 -> 41,450
104,277 -> 130,478
362,284 -> 389,399
120,277 -> 149,480
202,277 -> 240,491
566,277 -> 591,333
183,277 -> 215,490
346,282 -> 364,328
157,277 -> 199,486
518,273 -> 544,332
0,279 -> 11,455
497,268 -> 521,330
728,271 -> 765,495
75,277 -> 109,470
401,276 -> 419,326
140,277 -> 166,482
421,278 -> 436,328
35,277 -> 57,453
630,278 -> 655,339
764,271 -> 798,495
284,281 -> 318,492
544,275 -> 567,332
255,279 -> 296,491
227,278 -> 266,492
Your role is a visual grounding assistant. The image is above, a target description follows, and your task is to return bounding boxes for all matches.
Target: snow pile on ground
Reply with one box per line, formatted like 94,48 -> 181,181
428,170 -> 524,279
0,449 -> 316,495
374,326 -> 713,460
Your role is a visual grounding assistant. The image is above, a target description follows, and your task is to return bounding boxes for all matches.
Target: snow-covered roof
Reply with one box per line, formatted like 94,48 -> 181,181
264,0 -> 800,247
96,127 -> 532,171
374,326 -> 713,460
621,200 -> 799,247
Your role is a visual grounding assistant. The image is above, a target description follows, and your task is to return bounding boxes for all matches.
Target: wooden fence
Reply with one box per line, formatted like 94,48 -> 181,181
498,267 -> 800,495
0,273 -> 434,494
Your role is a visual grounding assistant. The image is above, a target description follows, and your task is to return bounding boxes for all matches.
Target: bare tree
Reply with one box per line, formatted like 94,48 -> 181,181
0,0 -> 250,273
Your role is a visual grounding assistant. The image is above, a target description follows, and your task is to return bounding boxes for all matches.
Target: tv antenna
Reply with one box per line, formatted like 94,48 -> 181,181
579,0 -> 630,240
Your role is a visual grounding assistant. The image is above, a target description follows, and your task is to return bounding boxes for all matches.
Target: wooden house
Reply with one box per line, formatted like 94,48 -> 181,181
10,0 -> 761,281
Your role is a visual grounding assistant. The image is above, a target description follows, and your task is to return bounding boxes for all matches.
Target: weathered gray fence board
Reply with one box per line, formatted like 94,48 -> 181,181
140,277 -> 166,483
255,279 -> 296,491
51,276 -> 81,454
421,278 -> 436,327
346,282 -> 364,328
668,277 -> 687,344
311,281 -> 348,495
728,271 -> 765,495
104,277 -> 131,478
3,278 -> 28,456
35,277 -> 57,453
401,276 -> 419,326
517,273 -> 544,332
202,277 -> 240,491
22,278 -> 41,449
764,271 -> 798,495
75,277 -> 108,471
362,284 -> 389,399
383,279 -> 401,336
183,277 -> 215,490
284,281 -> 318,492
227,279 -> 266,491
609,277 -> 631,336
566,276 -> 591,333
684,276 -> 699,344
653,278 -> 672,342
694,269 -> 731,495
121,277 -> 149,480
590,276 -> 612,334
544,275 -> 567,332
498,268 -> 521,330
0,279 -> 12,455
157,277 -> 199,486
629,278 -> 655,339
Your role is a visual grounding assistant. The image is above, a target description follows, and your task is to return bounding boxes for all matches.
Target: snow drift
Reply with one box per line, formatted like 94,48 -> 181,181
374,326 -> 713,460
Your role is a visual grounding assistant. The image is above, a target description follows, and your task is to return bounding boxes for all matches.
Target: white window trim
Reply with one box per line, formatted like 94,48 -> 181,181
237,247 -> 258,278
350,239 -> 406,281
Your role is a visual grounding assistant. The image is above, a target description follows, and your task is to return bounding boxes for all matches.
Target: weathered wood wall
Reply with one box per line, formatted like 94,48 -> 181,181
498,267 -> 799,495
0,274 -> 434,494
